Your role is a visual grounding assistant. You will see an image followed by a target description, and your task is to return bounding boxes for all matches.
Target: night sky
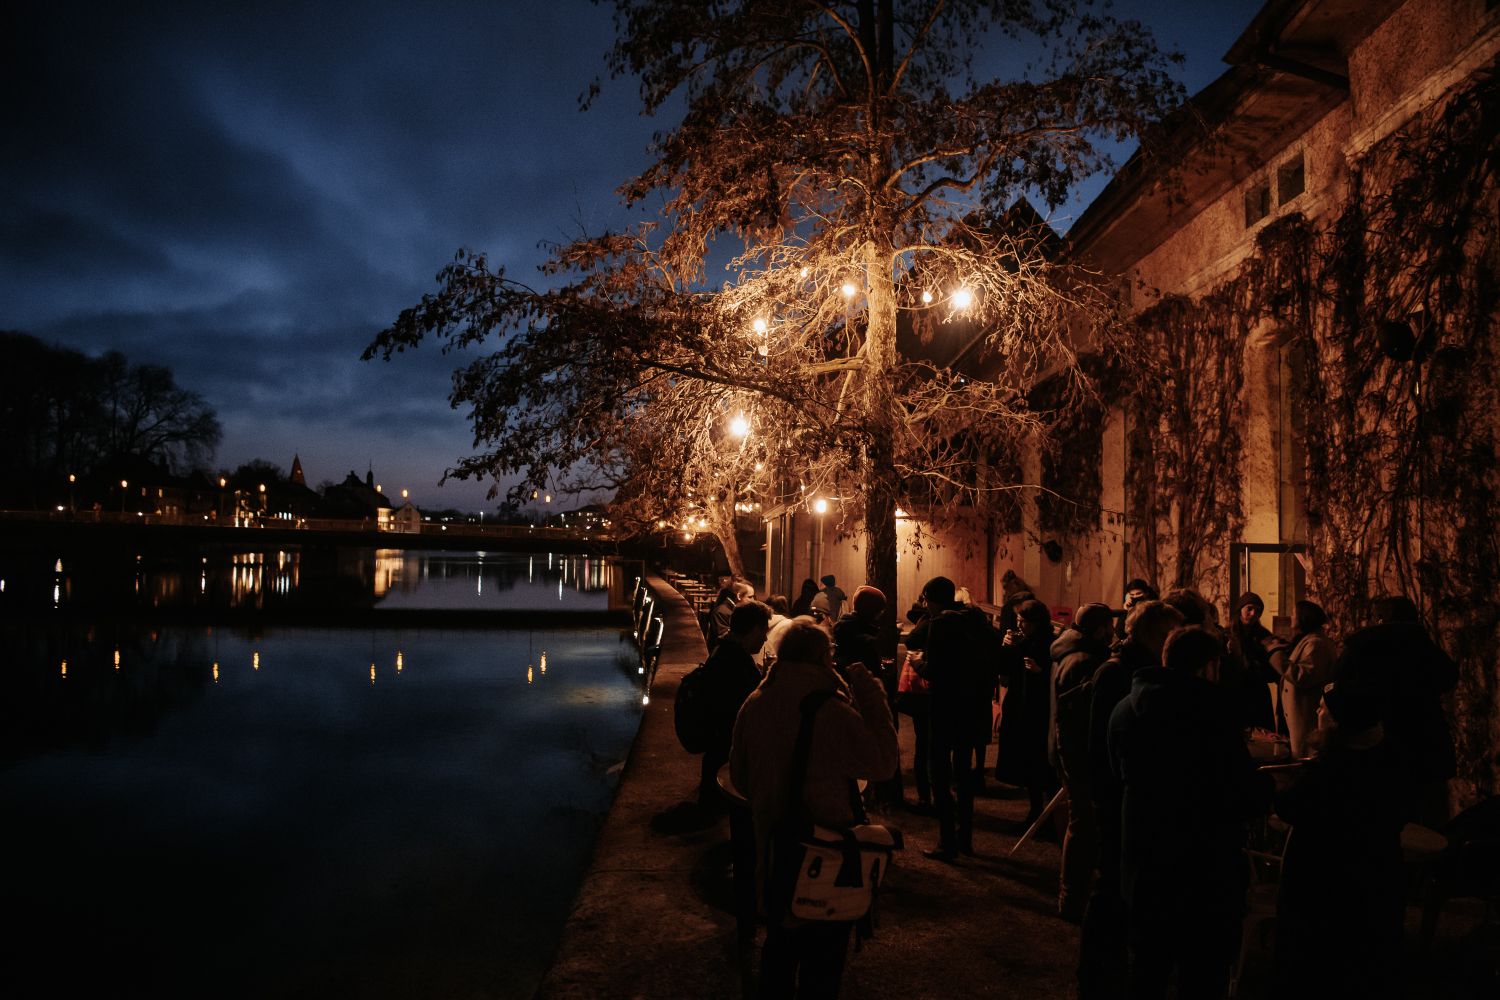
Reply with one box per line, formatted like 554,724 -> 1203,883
4,1 -> 1263,511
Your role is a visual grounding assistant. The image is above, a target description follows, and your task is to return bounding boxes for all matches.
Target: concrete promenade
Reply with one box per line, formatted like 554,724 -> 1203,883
537,575 -> 1079,999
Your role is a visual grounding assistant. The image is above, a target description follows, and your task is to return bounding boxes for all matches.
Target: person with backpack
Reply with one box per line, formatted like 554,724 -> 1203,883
730,621 -> 899,998
696,600 -> 772,814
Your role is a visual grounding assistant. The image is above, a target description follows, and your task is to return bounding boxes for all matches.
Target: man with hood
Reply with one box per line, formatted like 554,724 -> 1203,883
1049,602 -> 1115,923
906,575 -> 999,861
730,620 -> 899,997
1108,626 -> 1270,999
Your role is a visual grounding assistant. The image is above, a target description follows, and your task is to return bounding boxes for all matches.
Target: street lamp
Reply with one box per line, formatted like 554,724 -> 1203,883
729,412 -> 750,438
811,497 -> 829,580
952,287 -> 974,310
120,479 -> 128,514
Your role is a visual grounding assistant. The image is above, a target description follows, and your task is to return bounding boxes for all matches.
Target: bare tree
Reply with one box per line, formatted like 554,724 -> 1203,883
368,0 -> 1181,644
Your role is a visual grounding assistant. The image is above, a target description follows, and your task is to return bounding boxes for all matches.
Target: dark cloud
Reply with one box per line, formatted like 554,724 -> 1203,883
3,0 -> 1261,510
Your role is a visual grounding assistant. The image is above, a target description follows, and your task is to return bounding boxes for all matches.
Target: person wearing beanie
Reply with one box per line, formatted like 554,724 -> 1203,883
1228,590 -> 1280,730
1274,679 -> 1406,998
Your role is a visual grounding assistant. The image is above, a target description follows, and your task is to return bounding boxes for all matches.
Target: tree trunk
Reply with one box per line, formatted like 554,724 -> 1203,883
863,239 -> 900,659
709,496 -> 746,580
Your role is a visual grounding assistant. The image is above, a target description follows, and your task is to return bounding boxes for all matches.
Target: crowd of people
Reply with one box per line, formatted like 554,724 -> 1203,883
684,570 -> 1461,999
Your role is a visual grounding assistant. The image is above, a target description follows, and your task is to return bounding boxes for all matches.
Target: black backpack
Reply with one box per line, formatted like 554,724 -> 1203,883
674,662 -> 715,754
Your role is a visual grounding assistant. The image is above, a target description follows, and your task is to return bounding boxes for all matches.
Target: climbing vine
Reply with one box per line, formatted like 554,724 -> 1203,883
1109,67 -> 1499,798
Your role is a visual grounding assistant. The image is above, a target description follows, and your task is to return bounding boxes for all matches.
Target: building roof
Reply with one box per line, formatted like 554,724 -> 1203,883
1068,0 -> 1398,272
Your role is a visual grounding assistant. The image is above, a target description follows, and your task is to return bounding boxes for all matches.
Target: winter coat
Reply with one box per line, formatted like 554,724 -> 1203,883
1334,621 -> 1458,787
730,657 -> 900,897
1050,626 -> 1112,771
1230,620 -> 1279,730
905,604 -> 1000,746
1087,639 -> 1163,883
1280,631 -> 1336,758
701,638 -> 764,759
995,627 -> 1054,788
1107,667 -> 1270,923
1274,736 -> 1407,996
833,612 -> 890,697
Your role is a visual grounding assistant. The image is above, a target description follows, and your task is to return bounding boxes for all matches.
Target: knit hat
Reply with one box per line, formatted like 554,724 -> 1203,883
852,585 -> 885,615
1236,591 -> 1265,614
1074,602 -> 1114,635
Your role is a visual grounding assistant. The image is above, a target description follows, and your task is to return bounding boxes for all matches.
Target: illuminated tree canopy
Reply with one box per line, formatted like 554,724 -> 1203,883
367,0 -> 1183,634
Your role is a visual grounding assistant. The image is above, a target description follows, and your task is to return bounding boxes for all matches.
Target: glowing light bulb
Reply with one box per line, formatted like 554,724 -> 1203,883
752,317 -> 767,334
841,282 -> 857,298
952,287 -> 974,310
396,650 -> 404,674
729,413 -> 750,438
813,498 -> 829,514
922,290 -> 934,304
799,266 -> 810,278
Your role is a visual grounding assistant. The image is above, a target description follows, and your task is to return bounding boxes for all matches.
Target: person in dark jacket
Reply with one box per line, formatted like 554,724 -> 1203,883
1333,594 -> 1458,826
996,598 -> 1057,825
1078,599 -> 1183,999
1108,626 -> 1270,1000
1274,680 -> 1406,1000
1050,602 -> 1115,923
906,575 -> 999,861
700,600 -> 772,813
788,578 -> 820,619
708,580 -> 756,653
1228,590 -> 1280,730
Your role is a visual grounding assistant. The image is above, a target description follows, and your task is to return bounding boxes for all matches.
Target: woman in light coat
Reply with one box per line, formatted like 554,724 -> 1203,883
1281,600 -> 1336,757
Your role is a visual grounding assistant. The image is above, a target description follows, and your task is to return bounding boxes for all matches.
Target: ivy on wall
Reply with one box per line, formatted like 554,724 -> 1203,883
1107,68 -> 1499,799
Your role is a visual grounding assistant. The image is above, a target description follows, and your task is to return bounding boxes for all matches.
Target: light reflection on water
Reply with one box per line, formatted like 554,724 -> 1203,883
0,553 -> 644,1000
4,548 -> 622,616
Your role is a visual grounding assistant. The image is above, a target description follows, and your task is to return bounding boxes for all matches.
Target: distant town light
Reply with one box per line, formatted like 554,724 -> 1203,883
729,413 -> 750,438
952,287 -> 974,310
68,473 -> 76,483
544,494 -> 552,503
258,483 -> 266,493
219,477 -> 227,487
120,479 -> 128,489
401,489 -> 409,499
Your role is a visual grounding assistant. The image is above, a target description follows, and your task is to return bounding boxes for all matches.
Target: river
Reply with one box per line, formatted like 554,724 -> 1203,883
0,546 -> 644,999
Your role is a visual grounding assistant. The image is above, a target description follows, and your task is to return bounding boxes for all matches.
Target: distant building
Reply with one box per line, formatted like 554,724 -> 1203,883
320,469 -> 393,526
390,500 -> 421,533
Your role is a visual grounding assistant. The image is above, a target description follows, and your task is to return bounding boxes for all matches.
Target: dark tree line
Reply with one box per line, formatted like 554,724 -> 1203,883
0,331 -> 221,508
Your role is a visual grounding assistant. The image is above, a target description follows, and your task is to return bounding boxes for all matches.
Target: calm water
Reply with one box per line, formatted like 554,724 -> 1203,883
0,550 -> 643,999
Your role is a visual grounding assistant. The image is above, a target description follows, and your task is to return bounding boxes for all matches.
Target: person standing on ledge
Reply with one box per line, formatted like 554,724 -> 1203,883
809,574 -> 846,623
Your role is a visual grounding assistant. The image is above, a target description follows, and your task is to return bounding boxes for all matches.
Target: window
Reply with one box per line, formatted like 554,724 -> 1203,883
1244,182 -> 1271,227
1278,153 -> 1306,205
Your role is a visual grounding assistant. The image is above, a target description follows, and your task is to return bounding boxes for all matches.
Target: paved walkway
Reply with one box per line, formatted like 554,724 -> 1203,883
537,575 -> 1079,999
